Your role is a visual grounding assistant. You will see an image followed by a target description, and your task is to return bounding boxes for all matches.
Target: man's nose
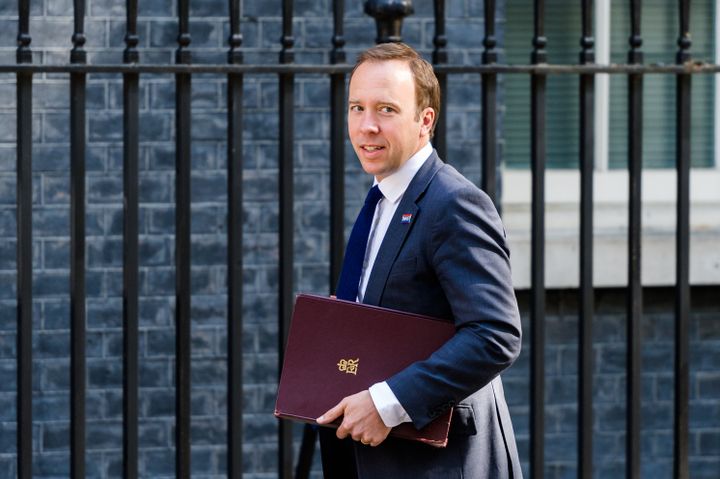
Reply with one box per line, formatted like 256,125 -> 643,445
359,113 -> 380,134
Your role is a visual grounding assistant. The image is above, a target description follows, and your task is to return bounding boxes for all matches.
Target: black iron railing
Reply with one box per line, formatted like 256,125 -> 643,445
14,1 -> 32,478
69,1 -> 88,477
122,2 -> 140,477
627,2 -> 643,478
226,0 -> 245,477
578,2 -> 595,477
529,2 -> 547,477
278,0 -> 296,476
7,0 -> 704,478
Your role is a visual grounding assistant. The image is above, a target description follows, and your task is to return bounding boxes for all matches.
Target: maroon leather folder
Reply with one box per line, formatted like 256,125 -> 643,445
274,293 -> 455,447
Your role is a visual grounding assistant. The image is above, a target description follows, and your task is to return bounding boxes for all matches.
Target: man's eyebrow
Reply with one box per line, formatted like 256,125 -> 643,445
348,98 -> 400,106
380,100 -> 401,108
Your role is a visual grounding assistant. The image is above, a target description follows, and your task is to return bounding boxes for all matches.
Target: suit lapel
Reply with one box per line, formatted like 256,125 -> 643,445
362,152 -> 444,306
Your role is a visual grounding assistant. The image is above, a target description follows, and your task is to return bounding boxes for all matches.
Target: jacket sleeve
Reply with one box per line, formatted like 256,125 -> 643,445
385,184 -> 522,430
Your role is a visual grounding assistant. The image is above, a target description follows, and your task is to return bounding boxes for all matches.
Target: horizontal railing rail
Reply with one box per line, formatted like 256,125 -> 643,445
1,63 -> 720,74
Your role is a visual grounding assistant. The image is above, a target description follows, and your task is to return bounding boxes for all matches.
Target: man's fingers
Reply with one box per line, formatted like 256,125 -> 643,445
336,415 -> 359,440
358,437 -> 373,446
317,391 -> 390,447
316,400 -> 345,424
335,423 -> 350,439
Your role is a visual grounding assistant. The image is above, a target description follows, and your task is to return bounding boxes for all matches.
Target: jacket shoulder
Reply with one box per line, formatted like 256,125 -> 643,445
422,164 -> 496,212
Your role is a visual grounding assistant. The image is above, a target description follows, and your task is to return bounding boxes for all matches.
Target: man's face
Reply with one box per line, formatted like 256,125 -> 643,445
348,60 -> 434,181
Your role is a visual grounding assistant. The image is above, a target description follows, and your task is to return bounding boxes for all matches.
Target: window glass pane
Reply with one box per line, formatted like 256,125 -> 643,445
503,0 -> 715,169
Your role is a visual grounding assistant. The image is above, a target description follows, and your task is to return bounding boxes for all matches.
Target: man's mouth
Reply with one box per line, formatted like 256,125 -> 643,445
362,145 -> 384,152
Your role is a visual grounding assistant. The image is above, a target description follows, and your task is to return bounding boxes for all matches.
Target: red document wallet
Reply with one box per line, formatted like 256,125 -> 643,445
274,293 -> 456,447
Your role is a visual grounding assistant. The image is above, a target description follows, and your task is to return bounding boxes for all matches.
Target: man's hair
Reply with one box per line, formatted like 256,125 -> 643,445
351,42 -> 441,138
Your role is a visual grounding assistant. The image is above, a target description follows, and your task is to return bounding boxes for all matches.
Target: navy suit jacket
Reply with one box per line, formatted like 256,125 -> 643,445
353,151 -> 523,478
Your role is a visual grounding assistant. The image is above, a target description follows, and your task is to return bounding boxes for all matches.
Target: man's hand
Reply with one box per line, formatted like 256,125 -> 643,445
316,390 -> 391,447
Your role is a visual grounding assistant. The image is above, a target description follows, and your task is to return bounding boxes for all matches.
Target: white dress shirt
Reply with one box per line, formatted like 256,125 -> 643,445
357,142 -> 433,428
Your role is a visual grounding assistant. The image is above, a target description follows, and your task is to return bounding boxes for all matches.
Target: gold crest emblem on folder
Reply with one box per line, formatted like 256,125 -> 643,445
337,358 -> 359,375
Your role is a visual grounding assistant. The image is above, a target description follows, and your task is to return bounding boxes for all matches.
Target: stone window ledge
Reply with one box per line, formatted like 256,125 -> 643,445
502,168 -> 720,289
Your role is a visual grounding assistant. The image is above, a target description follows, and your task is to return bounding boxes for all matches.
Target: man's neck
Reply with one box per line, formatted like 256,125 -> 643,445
372,143 -> 433,203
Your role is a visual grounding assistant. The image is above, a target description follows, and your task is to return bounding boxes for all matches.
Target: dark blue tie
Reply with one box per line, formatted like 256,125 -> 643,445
336,185 -> 384,301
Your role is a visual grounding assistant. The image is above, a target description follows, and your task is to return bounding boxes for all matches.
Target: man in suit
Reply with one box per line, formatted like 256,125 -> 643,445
317,42 -> 523,478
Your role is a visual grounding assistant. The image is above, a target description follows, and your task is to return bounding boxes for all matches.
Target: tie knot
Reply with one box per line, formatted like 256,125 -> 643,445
365,185 -> 383,206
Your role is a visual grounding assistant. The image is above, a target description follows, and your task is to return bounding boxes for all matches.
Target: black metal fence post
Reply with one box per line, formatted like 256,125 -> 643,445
481,0 -> 498,207
278,1 -> 296,478
530,1 -> 547,477
433,0 -> 448,161
626,2 -> 643,478
330,0 -> 347,300
227,1 -> 245,478
70,2 -> 88,477
174,1 -> 192,477
674,2 -> 692,478
122,1 -> 140,478
15,1 -> 33,477
578,2 -> 595,478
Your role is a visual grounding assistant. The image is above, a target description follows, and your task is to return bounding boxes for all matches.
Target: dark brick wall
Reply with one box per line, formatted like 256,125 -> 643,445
508,287 -> 720,479
0,1 -> 718,478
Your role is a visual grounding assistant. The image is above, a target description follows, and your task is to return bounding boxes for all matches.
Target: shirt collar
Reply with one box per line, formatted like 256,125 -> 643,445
375,142 -> 433,204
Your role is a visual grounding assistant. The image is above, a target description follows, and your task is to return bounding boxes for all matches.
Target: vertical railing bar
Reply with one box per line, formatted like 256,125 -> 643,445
626,2 -> 643,478
329,0 -> 347,293
15,0 -> 33,477
481,0 -> 498,207
294,424 -> 316,479
432,0 -> 448,162
122,1 -> 140,478
278,1 -> 295,478
674,1 -> 691,478
70,2 -> 88,478
530,1 -> 547,477
227,0 -> 244,477
578,2 -> 595,478
175,0 -> 192,477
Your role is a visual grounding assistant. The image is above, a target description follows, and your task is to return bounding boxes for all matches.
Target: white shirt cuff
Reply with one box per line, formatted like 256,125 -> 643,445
368,381 -> 412,427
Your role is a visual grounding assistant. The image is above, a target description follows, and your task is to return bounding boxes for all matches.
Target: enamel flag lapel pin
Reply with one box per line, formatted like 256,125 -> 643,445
401,213 -> 413,224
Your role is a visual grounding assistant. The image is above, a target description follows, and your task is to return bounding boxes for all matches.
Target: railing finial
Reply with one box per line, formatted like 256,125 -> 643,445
17,0 -> 32,64
331,0 -> 346,64
432,0 -> 447,64
531,0 -> 547,64
71,0 -> 87,64
124,0 -> 139,63
228,0 -> 243,64
676,0 -> 691,63
579,0 -> 595,64
176,0 -> 191,64
483,0 -> 497,64
628,0 -> 642,64
280,0 -> 294,64
364,0 -> 414,44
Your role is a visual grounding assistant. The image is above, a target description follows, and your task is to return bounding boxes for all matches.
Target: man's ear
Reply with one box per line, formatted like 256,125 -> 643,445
420,107 -> 435,136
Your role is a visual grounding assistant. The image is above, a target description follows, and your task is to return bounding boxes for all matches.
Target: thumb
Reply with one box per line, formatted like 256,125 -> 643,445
316,400 -> 345,424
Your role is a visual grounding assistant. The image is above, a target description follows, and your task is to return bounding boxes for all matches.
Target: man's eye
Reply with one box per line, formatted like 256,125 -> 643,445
379,106 -> 394,113
350,105 -> 362,112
